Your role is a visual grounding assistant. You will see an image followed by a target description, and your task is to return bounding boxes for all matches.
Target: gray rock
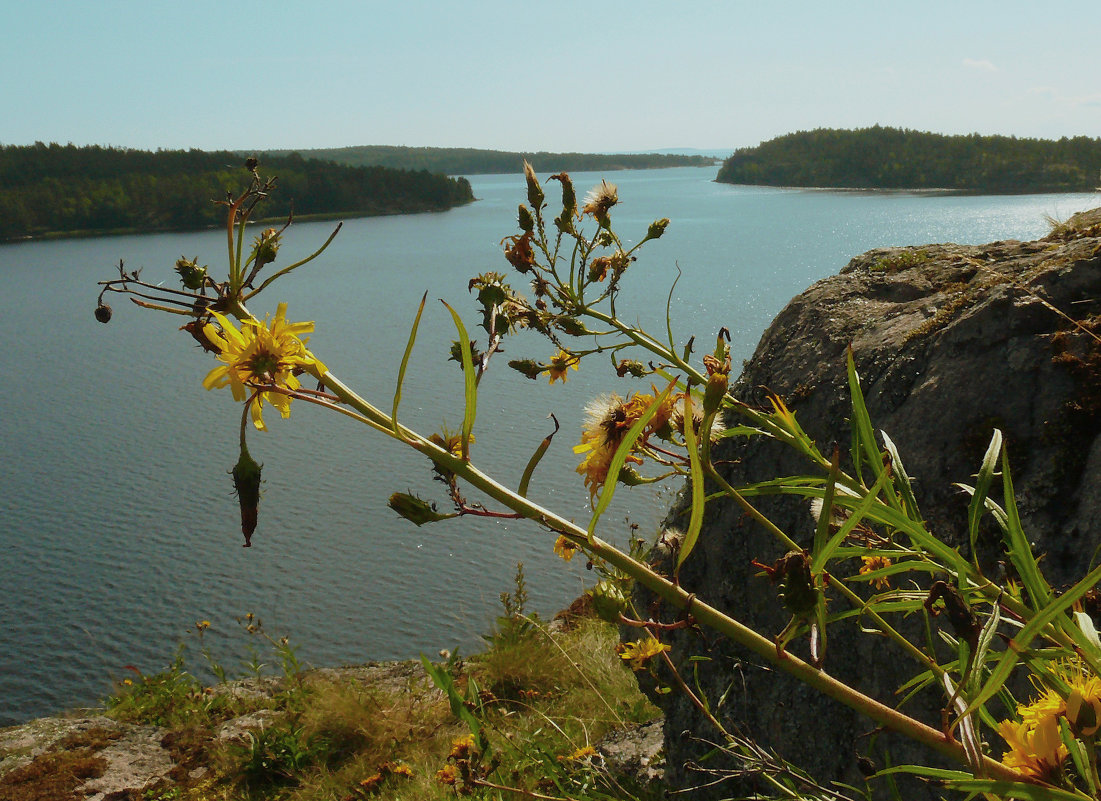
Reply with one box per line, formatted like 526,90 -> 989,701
78,725 -> 173,801
597,719 -> 664,786
648,207 -> 1101,798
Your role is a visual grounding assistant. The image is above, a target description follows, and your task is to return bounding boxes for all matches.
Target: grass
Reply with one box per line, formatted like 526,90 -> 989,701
6,606 -> 662,801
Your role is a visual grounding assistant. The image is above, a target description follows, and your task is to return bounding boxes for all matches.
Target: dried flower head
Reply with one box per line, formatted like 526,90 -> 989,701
581,180 -> 618,219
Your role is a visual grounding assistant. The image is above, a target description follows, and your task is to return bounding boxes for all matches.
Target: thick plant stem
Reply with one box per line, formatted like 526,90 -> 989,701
318,366 -> 1029,784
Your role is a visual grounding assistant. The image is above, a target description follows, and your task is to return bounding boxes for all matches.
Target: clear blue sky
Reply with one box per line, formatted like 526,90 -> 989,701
2,0 -> 1098,153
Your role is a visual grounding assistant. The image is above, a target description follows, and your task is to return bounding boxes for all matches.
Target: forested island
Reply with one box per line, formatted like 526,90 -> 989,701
259,145 -> 716,175
0,143 -> 474,240
716,126 -> 1101,193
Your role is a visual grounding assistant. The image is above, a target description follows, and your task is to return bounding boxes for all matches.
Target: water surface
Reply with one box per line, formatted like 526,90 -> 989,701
1,166 -> 1096,724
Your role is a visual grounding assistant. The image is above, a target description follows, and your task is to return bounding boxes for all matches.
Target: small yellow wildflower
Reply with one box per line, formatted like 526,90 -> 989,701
858,556 -> 893,590
997,714 -> 1067,781
619,638 -> 671,670
449,734 -> 475,760
547,349 -> 580,383
435,764 -> 458,785
554,535 -> 579,561
196,619 -> 211,630
561,745 -> 597,761
358,772 -> 384,792
122,678 -> 133,686
202,303 -> 326,431
391,764 -> 414,779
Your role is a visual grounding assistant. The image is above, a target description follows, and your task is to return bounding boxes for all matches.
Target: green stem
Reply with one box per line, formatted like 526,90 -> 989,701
316,365 -> 1027,783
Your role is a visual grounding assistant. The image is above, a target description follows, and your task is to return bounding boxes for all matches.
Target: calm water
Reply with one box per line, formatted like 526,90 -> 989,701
1,166 -> 1097,725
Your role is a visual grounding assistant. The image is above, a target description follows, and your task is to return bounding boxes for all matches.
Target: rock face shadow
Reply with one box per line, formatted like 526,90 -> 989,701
644,207 -> 1101,799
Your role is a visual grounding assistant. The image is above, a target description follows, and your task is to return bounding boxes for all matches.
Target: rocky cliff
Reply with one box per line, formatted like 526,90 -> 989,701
651,207 -> 1101,797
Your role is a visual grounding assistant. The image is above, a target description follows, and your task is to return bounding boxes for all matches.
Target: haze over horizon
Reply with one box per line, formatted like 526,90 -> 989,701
1,1 -> 1098,155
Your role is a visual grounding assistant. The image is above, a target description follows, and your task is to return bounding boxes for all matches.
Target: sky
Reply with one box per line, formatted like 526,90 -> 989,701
2,0 -> 1098,154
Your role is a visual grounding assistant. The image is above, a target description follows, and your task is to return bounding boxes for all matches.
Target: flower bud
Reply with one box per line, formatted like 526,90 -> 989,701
251,228 -> 280,268
589,580 -> 627,622
517,204 -> 534,233
388,492 -> 456,526
94,303 -> 113,324
174,256 -> 207,290
1068,689 -> 1101,736
615,359 -> 648,378
703,371 -> 729,416
523,161 -> 544,209
555,316 -> 590,337
508,359 -> 543,380
231,445 -> 263,547
646,218 -> 670,241
181,319 -> 220,354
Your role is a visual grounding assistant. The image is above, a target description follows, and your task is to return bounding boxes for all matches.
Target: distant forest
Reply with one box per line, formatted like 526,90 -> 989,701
716,127 -> 1101,193
260,145 -> 716,175
0,143 -> 474,240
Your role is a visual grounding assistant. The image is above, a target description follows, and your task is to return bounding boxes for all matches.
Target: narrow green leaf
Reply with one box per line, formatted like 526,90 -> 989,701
847,349 -> 897,512
1001,447 -> 1053,611
440,301 -> 477,460
877,766 -> 1091,800
962,561 -> 1101,721
588,380 -> 677,541
945,779 -> 1089,801
811,471 -> 889,573
812,448 -> 840,561
392,292 -> 427,438
677,387 -> 706,574
967,429 -> 1003,572
968,601 -> 1001,697
880,430 -> 920,520
420,654 -> 480,737
518,415 -> 558,497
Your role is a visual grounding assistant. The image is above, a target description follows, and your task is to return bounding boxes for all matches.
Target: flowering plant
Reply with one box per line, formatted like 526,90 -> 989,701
98,160 -> 1101,800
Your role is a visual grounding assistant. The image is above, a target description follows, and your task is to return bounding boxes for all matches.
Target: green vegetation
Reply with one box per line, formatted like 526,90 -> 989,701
717,126 -> 1101,192
0,603 -> 661,801
260,145 -> 716,175
0,143 -> 473,240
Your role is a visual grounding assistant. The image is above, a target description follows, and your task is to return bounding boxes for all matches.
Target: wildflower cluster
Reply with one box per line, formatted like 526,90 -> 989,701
996,657 -> 1101,783
98,161 -> 1101,801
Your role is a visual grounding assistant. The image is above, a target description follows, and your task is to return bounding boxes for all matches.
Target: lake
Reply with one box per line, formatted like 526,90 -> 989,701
1,166 -> 1097,725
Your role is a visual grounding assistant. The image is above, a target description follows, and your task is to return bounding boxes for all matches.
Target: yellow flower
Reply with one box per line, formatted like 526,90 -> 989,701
435,764 -> 458,785
859,556 -> 893,590
619,638 -> 671,670
547,349 -> 579,383
997,714 -> 1067,781
573,391 -> 670,499
554,535 -> 579,561
448,734 -> 475,760
202,303 -> 326,431
562,745 -> 597,761
391,764 -> 414,779
1061,660 -> 1101,736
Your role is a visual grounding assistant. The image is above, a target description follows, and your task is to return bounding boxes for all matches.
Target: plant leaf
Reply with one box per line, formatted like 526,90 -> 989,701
440,301 -> 477,460
392,292 -> 427,438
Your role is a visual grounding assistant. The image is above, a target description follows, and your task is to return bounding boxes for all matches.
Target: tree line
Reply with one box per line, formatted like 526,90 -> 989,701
716,126 -> 1101,193
261,145 -> 716,175
0,143 -> 474,240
